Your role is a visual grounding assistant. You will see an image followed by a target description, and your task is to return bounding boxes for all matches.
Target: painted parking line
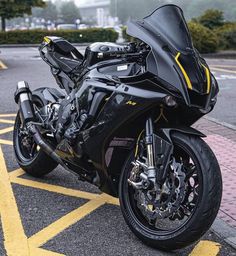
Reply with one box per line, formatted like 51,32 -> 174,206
0,146 -> 30,256
0,114 -> 16,118
210,67 -> 236,74
0,138 -> 13,145
28,198 -> 105,248
209,65 -> 236,69
0,115 -> 222,255
189,241 -> 221,256
0,126 -> 13,135
0,60 -> 7,69
0,118 -> 15,124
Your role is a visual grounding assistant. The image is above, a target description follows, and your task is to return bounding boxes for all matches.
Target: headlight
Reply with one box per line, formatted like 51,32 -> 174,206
164,95 -> 177,107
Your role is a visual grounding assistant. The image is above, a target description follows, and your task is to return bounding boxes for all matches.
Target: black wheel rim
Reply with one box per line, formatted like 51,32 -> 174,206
125,139 -> 204,236
15,114 -> 39,163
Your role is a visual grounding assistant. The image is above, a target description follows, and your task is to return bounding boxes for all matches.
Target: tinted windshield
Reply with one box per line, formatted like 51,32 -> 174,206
142,5 -> 192,52
127,5 -> 209,100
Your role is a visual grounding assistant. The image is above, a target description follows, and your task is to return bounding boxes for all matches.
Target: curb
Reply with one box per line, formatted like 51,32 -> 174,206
204,116 -> 236,131
211,217 -> 236,249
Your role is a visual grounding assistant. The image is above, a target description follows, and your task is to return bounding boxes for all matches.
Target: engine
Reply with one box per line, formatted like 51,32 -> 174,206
38,98 -> 88,145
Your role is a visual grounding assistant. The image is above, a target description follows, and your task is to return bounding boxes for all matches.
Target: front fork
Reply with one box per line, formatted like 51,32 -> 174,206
128,117 -> 173,190
128,117 -> 158,190
145,118 -> 157,186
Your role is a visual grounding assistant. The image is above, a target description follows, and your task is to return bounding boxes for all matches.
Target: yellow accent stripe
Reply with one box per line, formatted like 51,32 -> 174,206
189,240 -> 221,256
134,130 -> 144,158
175,52 -> 192,90
202,64 -> 211,94
44,36 -> 51,44
0,146 -> 30,256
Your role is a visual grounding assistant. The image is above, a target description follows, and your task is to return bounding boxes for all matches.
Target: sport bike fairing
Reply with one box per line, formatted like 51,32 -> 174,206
127,4 -> 214,106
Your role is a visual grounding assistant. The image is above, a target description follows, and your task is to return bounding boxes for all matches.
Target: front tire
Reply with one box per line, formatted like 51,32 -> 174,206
119,132 -> 222,250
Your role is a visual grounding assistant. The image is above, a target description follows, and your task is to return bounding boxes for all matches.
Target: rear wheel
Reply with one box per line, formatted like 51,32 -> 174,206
13,97 -> 58,177
119,132 -> 222,250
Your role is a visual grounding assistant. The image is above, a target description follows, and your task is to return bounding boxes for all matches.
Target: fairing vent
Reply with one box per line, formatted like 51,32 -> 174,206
188,90 -> 208,109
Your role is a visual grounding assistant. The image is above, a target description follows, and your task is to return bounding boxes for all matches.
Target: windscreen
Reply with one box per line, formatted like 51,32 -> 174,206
127,5 -> 210,104
143,5 -> 192,52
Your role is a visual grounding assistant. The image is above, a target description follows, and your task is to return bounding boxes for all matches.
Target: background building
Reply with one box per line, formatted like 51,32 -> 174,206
76,0 -> 115,26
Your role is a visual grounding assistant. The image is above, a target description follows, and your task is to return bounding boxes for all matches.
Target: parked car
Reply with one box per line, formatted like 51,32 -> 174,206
57,24 -> 77,30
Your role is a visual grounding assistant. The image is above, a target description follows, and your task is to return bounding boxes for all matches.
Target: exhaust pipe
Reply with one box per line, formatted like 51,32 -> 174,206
14,81 -> 72,171
14,81 -> 35,125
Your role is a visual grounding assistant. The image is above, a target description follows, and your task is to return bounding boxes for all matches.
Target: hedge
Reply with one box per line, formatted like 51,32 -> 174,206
188,22 -> 219,53
0,28 -> 119,44
122,26 -> 131,42
215,23 -> 236,50
122,23 -> 219,53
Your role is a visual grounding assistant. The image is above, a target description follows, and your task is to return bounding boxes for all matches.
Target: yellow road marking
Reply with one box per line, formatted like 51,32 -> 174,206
0,113 -> 16,118
10,175 -> 100,200
0,146 -> 30,256
100,193 -> 119,206
0,126 -> 13,135
29,197 -> 105,247
210,67 -> 236,74
8,168 -> 25,178
9,168 -> 119,205
0,124 -> 222,255
189,240 -> 221,256
0,118 -> 15,124
210,64 -> 236,69
0,138 -> 13,145
30,247 -> 65,256
0,60 -> 7,69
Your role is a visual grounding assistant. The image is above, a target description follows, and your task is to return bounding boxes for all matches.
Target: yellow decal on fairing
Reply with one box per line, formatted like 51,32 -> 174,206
175,52 -> 193,90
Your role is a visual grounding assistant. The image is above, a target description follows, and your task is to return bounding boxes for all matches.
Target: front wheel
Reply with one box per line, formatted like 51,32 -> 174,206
119,132 -> 222,250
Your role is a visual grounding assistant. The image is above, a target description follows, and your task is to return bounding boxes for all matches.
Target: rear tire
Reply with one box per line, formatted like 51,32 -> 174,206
119,132 -> 222,250
13,97 -> 58,177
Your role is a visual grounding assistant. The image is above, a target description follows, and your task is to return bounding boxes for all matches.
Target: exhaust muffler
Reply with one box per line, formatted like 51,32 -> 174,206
14,81 -> 35,125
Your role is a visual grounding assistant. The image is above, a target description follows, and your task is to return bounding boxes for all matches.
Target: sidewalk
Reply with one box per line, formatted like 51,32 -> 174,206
193,117 -> 236,248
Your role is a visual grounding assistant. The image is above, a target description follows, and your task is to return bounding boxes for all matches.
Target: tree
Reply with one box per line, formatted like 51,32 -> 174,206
110,0 -> 160,24
60,1 -> 81,24
32,1 -> 58,23
0,0 -> 45,31
198,9 -> 224,29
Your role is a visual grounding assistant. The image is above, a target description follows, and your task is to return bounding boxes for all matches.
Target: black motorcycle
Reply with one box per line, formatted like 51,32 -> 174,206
13,5 -> 222,250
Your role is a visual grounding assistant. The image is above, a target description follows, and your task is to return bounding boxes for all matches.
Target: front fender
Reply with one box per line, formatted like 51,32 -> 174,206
156,126 -> 206,143
153,126 -> 205,185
